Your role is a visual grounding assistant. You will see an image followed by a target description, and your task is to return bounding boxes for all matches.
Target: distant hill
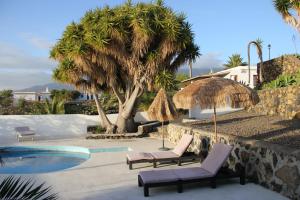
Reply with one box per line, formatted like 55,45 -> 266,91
16,82 -> 74,92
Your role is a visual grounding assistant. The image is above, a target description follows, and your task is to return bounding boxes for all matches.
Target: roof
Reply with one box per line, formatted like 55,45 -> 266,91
181,72 -> 229,86
13,91 -> 50,94
181,65 -> 257,86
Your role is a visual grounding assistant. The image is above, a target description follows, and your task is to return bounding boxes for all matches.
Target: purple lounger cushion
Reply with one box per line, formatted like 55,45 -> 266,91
139,170 -> 179,184
200,143 -> 233,176
151,151 -> 179,159
127,152 -> 154,161
172,134 -> 193,156
173,167 -> 212,180
151,134 -> 193,159
139,143 -> 233,183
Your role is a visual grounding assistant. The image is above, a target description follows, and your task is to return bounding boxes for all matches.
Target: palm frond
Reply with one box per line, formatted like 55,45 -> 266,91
0,176 -> 58,200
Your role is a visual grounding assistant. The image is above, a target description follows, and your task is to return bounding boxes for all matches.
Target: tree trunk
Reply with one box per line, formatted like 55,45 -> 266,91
115,99 -> 138,133
93,93 -> 115,133
115,114 -> 137,133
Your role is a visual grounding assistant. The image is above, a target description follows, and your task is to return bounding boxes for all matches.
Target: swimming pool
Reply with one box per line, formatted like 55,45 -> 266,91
0,146 -> 129,174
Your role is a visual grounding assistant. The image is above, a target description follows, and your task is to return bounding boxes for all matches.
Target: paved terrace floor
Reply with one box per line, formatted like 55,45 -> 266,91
1,137 -> 289,200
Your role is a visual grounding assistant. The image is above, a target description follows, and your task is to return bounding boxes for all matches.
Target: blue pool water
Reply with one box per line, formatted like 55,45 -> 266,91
0,146 -> 129,174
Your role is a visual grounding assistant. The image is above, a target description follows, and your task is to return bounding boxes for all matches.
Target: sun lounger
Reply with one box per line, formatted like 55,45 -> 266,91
137,143 -> 246,197
14,126 -> 36,142
126,134 -> 194,169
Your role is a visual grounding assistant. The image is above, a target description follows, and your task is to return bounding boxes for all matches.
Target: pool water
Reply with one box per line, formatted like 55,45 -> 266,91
0,146 -> 129,174
0,149 -> 89,174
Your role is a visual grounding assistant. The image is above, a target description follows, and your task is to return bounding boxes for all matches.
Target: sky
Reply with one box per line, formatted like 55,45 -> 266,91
0,0 -> 299,90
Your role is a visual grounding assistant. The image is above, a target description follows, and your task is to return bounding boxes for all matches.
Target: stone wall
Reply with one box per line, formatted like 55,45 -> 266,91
260,55 -> 300,83
166,123 -> 300,200
249,85 -> 300,119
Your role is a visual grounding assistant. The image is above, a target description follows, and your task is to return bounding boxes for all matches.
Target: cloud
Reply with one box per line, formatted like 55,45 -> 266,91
0,71 -> 52,90
178,52 -> 224,75
19,33 -> 54,50
193,52 -> 223,69
0,42 -> 56,90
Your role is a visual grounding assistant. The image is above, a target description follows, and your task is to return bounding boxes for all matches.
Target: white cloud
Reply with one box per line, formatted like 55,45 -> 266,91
178,52 -> 224,76
193,52 -> 223,69
0,42 -> 56,90
19,33 -> 54,50
0,71 -> 52,90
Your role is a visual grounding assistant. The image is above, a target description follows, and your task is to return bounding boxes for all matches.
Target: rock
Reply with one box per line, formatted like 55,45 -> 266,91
255,158 -> 260,165
294,112 -> 300,119
234,148 -> 240,159
272,153 -> 278,168
260,148 -> 267,158
241,151 -> 250,163
264,162 -> 273,180
271,181 -> 282,193
275,166 -> 300,188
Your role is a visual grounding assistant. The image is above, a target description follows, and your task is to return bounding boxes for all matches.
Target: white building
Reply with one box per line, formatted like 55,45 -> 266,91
13,88 -> 51,102
13,87 -> 94,102
181,65 -> 258,89
213,65 -> 258,88
181,65 -> 257,119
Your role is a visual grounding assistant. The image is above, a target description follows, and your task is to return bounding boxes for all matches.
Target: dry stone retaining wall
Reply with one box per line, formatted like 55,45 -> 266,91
260,55 -> 300,83
166,123 -> 300,200
249,85 -> 300,119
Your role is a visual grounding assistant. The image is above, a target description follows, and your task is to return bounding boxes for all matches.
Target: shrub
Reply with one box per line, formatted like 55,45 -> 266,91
262,70 -> 300,89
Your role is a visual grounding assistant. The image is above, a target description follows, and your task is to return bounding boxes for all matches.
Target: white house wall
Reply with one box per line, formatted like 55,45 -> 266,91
0,112 -> 150,145
223,67 -> 257,88
189,105 -> 243,119
14,93 -> 37,101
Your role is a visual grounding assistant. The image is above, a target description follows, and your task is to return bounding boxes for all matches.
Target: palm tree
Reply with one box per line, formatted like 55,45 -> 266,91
0,176 -> 57,200
224,54 -> 247,68
273,0 -> 300,33
50,0 -> 200,133
255,38 -> 263,49
247,41 -> 264,85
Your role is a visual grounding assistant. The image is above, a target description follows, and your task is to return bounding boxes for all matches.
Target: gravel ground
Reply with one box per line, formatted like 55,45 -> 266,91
184,110 -> 300,148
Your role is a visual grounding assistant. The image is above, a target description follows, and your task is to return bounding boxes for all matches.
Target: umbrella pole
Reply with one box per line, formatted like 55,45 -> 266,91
162,120 -> 165,148
213,105 -> 217,143
159,120 -> 169,151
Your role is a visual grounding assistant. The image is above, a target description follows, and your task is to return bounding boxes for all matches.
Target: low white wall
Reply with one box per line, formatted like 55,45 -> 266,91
0,112 -> 149,145
189,105 -> 243,119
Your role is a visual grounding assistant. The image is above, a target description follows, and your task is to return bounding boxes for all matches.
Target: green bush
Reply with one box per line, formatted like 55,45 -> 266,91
262,70 -> 300,89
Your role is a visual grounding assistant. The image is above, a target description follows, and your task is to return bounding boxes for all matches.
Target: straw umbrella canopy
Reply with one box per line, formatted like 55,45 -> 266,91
148,88 -> 177,150
173,77 -> 259,140
148,88 -> 177,122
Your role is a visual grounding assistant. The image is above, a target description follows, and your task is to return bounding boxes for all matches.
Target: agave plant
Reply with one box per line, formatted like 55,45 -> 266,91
45,97 -> 65,114
0,176 -> 58,200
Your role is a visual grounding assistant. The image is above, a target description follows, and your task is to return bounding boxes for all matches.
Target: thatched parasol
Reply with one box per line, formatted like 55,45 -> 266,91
173,77 -> 259,140
148,88 -> 177,150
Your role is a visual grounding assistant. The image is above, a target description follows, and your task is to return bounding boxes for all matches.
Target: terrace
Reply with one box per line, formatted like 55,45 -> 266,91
3,136 -> 288,200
